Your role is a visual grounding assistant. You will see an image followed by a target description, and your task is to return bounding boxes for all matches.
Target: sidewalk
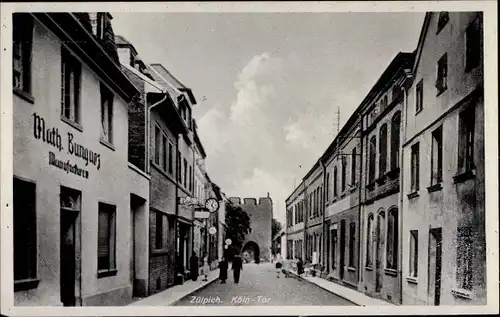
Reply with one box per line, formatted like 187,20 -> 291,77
129,269 -> 219,306
288,269 -> 394,306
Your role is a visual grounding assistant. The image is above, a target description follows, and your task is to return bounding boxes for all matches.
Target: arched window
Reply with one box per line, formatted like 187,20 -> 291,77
366,214 -> 374,267
386,208 -> 398,270
391,112 -> 401,171
369,136 -> 377,183
379,124 -> 388,176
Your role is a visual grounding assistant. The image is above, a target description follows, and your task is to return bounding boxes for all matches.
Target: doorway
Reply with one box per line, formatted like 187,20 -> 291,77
60,186 -> 81,307
330,225 -> 338,272
427,228 -> 442,306
375,211 -> 385,292
339,220 -> 346,280
130,194 -> 146,297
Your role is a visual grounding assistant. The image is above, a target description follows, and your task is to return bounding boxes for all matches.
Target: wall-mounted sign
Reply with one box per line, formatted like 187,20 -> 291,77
208,226 -> 217,235
205,198 -> 219,213
33,112 -> 101,179
178,196 -> 199,206
194,211 -> 210,219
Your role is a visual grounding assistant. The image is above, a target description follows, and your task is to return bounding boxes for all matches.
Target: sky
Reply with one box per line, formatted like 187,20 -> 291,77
111,12 -> 425,224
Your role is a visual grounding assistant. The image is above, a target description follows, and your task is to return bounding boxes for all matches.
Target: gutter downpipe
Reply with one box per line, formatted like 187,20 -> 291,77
320,159 -> 326,272
358,115 -> 364,289
145,92 -> 168,174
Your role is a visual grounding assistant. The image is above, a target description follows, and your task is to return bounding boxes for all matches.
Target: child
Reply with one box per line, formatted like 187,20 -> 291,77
202,254 -> 210,281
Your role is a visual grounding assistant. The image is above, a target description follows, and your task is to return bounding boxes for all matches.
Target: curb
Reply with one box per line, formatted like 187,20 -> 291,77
170,276 -> 219,306
288,270 -> 359,306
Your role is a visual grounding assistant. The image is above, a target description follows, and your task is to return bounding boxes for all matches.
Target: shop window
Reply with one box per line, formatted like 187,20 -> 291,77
155,211 -> 163,249
411,142 -> 420,192
368,136 -> 377,184
431,126 -> 443,184
61,47 -> 82,125
379,124 -> 388,177
437,12 -> 449,34
436,53 -> 448,95
386,208 -> 398,270
351,148 -> 357,185
415,79 -> 423,113
13,178 -> 37,285
366,214 -> 373,267
154,125 -> 161,165
409,230 -> 418,277
458,106 -> 475,173
348,222 -> 356,267
465,15 -> 482,72
98,202 -> 116,272
100,83 -> 114,144
13,13 -> 33,95
456,226 -> 473,290
391,112 -> 401,171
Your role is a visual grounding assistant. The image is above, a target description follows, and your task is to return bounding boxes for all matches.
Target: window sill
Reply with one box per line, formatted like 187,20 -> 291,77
13,88 -> 35,104
406,276 -> 418,284
453,169 -> 476,184
100,138 -> 115,151
366,182 -> 376,191
347,266 -> 356,272
407,191 -> 419,199
97,269 -> 117,279
61,116 -> 83,132
427,183 -> 443,193
349,184 -> 358,192
451,288 -> 475,300
386,168 -> 400,180
375,176 -> 386,185
14,278 -> 40,292
436,87 -> 447,97
151,248 -> 169,256
340,192 -> 347,199
365,266 -> 373,271
465,64 -> 479,74
384,268 -> 398,277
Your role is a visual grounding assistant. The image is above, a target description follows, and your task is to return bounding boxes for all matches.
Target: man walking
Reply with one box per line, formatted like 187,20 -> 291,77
232,254 -> 243,284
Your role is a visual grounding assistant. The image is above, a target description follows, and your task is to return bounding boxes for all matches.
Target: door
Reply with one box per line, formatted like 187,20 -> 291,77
331,228 -> 337,272
427,228 -> 442,305
60,211 -> 78,306
130,203 -> 136,296
375,211 -> 385,292
339,220 -> 346,280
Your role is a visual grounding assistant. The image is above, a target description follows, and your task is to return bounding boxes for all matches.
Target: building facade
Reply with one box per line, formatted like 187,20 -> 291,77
303,162 -> 324,265
285,182 -> 305,260
401,12 -> 485,305
359,52 -> 414,304
12,13 -> 143,306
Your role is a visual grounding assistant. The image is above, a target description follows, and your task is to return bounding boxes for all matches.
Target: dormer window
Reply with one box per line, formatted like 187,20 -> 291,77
437,12 -> 449,34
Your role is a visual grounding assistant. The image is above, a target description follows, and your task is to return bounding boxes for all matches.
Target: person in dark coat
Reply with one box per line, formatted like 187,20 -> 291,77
189,252 -> 199,281
218,256 -> 228,283
232,254 -> 243,284
297,258 -> 304,276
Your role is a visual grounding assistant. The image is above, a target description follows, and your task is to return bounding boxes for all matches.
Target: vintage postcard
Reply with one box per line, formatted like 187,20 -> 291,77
1,1 -> 498,316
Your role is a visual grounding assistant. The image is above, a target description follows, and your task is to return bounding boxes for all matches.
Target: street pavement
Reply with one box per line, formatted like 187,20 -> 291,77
174,262 -> 355,306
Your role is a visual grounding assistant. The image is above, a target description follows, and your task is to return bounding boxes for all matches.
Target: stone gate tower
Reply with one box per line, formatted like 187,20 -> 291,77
229,196 -> 273,262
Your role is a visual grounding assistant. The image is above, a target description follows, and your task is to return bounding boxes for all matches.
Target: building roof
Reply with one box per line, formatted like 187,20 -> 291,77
150,63 -> 197,105
193,124 -> 207,158
412,13 -> 432,75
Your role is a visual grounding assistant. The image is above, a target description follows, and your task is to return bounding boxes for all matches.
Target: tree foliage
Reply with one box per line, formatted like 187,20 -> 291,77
272,218 -> 283,238
225,202 -> 251,255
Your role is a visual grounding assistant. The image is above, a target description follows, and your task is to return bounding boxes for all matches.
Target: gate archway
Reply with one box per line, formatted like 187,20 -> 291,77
241,241 -> 260,263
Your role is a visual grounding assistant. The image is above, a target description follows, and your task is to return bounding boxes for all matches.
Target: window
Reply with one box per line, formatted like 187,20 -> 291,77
391,112 -> 401,171
319,186 -> 323,215
325,173 -> 330,201
155,211 -> 163,249
380,95 -> 388,112
183,159 -> 188,187
368,136 -> 377,184
341,157 -> 347,192
386,208 -> 398,270
392,85 -> 402,101
456,227 -> 473,290
351,148 -> 357,185
333,166 -> 338,197
366,214 -> 373,267
13,14 -> 33,94
154,125 -> 161,165
431,126 -> 443,184
13,178 -> 37,283
61,47 -> 81,124
415,79 -> 423,113
409,230 -> 418,277
458,106 -> 475,173
437,12 -> 449,34
177,151 -> 182,182
379,124 -> 388,177
348,222 -> 356,267
436,53 -> 448,94
100,84 -> 114,143
168,142 -> 173,174
411,143 -> 420,192
465,14 -> 482,72
189,166 -> 193,191
162,135 -> 167,171
98,202 -> 116,272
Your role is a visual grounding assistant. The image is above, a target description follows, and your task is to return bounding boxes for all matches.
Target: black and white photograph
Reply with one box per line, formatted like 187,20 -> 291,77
1,1 -> 498,316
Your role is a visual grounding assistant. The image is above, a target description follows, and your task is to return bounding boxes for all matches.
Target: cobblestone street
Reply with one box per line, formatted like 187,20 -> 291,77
174,263 -> 355,306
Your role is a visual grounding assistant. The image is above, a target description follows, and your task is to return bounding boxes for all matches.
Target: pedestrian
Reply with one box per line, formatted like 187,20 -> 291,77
189,252 -> 199,281
275,253 -> 282,278
232,254 -> 243,284
297,257 -> 304,276
218,256 -> 228,283
202,253 -> 210,281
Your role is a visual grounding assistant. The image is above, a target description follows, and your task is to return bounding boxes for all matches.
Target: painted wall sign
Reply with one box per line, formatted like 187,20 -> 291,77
33,112 -> 102,178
